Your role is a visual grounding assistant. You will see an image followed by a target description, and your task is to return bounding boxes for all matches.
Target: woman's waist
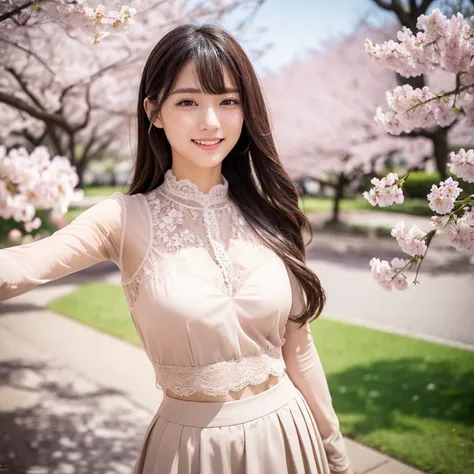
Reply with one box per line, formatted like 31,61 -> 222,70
152,346 -> 286,399
157,374 -> 297,428
164,373 -> 284,402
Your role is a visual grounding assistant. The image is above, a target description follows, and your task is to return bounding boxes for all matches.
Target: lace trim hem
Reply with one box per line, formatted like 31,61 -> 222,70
153,346 -> 286,397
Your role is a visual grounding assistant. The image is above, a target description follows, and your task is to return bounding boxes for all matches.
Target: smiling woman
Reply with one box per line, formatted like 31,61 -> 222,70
143,60 -> 244,173
0,23 -> 353,474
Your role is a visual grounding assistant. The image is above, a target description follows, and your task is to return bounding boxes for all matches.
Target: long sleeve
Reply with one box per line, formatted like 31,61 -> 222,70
0,193 -> 124,302
282,268 -> 350,472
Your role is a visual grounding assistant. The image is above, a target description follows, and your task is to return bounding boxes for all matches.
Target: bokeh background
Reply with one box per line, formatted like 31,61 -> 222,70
1,1 -> 473,473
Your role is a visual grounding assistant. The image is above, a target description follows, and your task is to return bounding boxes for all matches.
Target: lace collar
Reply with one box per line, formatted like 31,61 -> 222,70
158,169 -> 230,208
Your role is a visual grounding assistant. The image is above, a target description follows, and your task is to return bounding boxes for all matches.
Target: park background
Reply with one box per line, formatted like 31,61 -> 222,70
0,0 -> 473,473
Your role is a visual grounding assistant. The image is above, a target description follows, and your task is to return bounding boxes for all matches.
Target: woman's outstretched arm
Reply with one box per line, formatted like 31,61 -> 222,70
282,268 -> 352,473
0,193 -> 124,302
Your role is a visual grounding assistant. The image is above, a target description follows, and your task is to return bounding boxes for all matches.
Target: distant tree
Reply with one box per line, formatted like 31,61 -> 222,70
0,0 -> 267,185
264,26 -> 432,223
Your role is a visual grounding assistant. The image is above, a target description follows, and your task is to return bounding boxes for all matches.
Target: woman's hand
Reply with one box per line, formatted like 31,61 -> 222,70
331,468 -> 354,474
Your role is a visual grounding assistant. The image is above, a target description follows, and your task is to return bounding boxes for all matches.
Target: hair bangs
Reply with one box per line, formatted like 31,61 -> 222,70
191,38 -> 241,96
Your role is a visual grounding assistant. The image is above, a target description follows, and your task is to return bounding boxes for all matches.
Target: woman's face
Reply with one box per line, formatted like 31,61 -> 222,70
146,60 -> 244,170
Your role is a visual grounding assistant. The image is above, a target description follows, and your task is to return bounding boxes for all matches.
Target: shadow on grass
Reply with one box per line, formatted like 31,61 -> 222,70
327,356 -> 474,436
0,360 -> 151,474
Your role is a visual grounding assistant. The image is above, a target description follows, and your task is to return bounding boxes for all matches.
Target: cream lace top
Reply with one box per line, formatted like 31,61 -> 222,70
0,169 -> 350,471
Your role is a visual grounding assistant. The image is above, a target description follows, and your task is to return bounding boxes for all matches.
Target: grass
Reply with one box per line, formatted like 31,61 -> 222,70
49,283 -> 474,474
299,196 -> 432,216
80,186 -> 431,217
314,318 -> 474,474
83,185 -> 129,197
63,208 -> 84,223
49,283 -> 140,346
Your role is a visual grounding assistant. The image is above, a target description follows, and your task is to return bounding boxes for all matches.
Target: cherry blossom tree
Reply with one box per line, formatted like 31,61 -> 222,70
0,0 -> 267,185
364,8 -> 474,290
0,0 -> 138,44
263,25 -> 433,224
368,0 -> 473,179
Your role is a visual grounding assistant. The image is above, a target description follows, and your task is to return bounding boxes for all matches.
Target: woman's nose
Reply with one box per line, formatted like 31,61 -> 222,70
200,107 -> 220,130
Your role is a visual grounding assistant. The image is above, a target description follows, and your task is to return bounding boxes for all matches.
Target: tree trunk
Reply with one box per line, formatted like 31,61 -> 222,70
432,127 -> 449,180
331,172 -> 346,224
75,159 -> 89,188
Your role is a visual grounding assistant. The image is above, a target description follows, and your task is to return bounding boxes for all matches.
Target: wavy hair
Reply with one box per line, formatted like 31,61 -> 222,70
129,23 -> 325,326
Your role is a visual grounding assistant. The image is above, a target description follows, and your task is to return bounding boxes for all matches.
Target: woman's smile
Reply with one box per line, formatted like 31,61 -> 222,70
191,138 -> 224,150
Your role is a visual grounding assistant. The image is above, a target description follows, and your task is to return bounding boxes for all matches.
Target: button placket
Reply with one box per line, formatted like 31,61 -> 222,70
202,206 -> 237,296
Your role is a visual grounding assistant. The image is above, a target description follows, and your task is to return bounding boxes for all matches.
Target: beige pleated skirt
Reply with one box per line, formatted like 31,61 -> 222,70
133,374 -> 331,474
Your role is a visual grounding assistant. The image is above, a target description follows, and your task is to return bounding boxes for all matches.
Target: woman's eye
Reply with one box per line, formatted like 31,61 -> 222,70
221,99 -> 239,106
177,100 -> 196,107
176,98 -> 239,107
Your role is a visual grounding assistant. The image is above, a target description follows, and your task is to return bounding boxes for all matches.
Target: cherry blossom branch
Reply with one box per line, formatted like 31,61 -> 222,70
0,1 -> 34,23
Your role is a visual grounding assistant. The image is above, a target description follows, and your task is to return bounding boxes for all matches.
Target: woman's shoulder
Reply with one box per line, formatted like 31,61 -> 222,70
108,190 -> 149,209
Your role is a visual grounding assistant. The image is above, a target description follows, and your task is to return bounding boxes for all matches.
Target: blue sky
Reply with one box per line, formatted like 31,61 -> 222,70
219,0 -> 441,77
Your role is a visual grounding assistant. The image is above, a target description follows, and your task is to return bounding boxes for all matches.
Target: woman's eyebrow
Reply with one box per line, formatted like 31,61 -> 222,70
170,87 -> 239,95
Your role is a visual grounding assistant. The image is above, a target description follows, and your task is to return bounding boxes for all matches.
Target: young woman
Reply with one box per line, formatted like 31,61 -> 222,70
0,24 -> 353,474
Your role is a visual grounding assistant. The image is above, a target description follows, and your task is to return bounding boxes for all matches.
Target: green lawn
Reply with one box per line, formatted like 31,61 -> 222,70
83,185 -> 129,197
49,283 -> 139,346
299,196 -> 432,216
49,283 -> 474,474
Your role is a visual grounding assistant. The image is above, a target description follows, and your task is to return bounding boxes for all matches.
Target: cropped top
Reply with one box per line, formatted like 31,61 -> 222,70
0,169 -> 350,471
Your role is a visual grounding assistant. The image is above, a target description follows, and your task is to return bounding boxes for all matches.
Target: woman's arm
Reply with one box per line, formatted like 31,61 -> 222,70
282,267 -> 351,473
0,193 -> 124,302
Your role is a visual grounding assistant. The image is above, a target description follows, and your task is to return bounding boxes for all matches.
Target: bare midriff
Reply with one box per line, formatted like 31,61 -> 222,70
164,373 -> 284,402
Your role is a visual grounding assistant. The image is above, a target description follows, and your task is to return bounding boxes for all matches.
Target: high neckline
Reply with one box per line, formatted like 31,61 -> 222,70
159,169 -> 230,208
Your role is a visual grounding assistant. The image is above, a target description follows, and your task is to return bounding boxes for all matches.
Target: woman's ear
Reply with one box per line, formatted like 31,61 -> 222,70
143,97 -> 163,128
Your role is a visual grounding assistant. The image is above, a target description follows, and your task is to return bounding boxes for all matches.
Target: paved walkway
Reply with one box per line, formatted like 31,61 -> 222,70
1,277 -> 426,474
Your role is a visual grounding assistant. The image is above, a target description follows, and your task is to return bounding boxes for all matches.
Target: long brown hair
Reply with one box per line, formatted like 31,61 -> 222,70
130,23 -> 325,326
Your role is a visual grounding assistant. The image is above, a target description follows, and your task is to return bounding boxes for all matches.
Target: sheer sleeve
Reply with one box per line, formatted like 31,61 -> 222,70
0,192 -> 124,302
282,267 -> 351,472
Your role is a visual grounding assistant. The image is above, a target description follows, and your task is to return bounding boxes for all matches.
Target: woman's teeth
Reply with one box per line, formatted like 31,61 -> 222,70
193,139 -> 222,145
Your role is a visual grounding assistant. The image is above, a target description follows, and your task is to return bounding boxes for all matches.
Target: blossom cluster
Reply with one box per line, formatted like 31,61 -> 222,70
427,176 -> 462,214
364,165 -> 474,290
364,9 -> 474,291
374,84 -> 462,135
365,9 -> 473,78
448,148 -> 474,183
0,146 -> 83,238
46,1 -> 137,43
366,9 -> 474,135
391,221 -> 427,257
431,206 -> 474,252
362,172 -> 404,207
370,257 -> 411,291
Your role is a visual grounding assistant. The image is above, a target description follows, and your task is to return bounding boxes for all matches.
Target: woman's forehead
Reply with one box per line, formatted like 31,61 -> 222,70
174,60 -> 238,92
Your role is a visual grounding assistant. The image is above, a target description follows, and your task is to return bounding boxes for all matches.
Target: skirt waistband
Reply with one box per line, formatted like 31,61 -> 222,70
157,374 -> 298,428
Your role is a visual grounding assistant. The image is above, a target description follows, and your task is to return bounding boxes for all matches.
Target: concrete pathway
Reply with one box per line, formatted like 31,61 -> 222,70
1,276 -> 427,474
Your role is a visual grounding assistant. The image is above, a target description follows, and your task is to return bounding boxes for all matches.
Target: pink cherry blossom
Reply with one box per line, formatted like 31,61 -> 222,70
0,146 -> 81,233
365,8 -> 474,289
7,228 -> 22,242
427,177 -> 463,214
391,221 -> 428,257
363,173 -> 405,207
448,149 -> 474,184
43,0 -> 137,43
366,8 -> 473,146
369,257 -> 410,291
440,207 -> 474,252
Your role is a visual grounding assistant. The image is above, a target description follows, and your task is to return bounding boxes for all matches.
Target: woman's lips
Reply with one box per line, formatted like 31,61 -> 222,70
191,138 -> 224,151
